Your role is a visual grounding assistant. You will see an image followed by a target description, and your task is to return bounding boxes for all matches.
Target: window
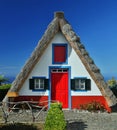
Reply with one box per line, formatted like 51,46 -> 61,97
51,68 -> 68,73
75,79 -> 86,90
34,78 -> 44,89
71,78 -> 91,91
29,77 -> 49,90
52,44 -> 67,64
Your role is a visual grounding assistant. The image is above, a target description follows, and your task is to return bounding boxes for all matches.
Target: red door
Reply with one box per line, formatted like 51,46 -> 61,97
51,70 -> 68,108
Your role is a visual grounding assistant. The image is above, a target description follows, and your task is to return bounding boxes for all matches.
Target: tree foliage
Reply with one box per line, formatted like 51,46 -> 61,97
0,75 -> 8,85
107,77 -> 117,88
107,77 -> 117,98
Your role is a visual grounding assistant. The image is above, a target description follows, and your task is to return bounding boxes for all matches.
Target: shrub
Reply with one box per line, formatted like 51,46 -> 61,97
79,101 -> 105,112
44,103 -> 66,130
0,84 -> 11,101
0,84 -> 11,89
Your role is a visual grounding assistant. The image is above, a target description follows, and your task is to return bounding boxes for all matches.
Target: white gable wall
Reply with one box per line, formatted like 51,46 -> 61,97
19,32 -> 102,96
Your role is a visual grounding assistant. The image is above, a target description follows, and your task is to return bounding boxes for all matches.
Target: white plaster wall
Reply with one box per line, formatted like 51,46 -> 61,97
19,32 -> 102,96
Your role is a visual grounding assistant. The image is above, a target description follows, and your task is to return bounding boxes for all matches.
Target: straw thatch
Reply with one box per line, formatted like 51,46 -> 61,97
4,12 -> 117,107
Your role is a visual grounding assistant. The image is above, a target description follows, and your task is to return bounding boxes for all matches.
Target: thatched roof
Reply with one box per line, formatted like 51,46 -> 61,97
4,12 -> 117,107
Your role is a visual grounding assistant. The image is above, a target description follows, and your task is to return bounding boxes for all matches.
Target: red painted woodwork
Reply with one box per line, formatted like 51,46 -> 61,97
51,72 -> 68,108
14,95 -> 111,112
71,96 -> 111,112
14,96 -> 48,107
54,46 -> 66,62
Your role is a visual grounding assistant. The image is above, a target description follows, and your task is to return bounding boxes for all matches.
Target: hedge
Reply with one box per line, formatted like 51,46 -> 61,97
44,103 -> 66,130
0,84 -> 11,101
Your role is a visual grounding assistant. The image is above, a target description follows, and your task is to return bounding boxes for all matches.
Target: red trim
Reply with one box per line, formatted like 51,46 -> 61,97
14,96 -> 48,107
14,95 -> 111,112
71,96 -> 111,112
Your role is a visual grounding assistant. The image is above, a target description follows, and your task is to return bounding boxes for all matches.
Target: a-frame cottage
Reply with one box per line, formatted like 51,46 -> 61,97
4,12 -> 116,112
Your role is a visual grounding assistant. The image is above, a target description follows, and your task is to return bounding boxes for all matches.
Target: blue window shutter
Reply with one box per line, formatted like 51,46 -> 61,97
85,79 -> 91,90
44,79 -> 49,90
71,79 -> 75,90
29,79 -> 34,90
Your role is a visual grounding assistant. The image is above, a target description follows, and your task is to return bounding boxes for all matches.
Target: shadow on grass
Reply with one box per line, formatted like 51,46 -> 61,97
0,123 -> 42,130
67,120 -> 88,130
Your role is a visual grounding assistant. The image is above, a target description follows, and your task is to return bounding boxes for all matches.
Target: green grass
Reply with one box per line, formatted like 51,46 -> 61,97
0,109 -> 3,121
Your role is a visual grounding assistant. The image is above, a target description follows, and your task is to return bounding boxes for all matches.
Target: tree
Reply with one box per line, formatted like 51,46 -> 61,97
107,77 -> 117,98
0,75 -> 8,86
107,77 -> 117,88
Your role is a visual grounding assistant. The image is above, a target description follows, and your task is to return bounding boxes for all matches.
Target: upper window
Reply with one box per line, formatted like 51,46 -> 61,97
52,44 -> 68,64
29,77 -> 48,91
71,78 -> 91,91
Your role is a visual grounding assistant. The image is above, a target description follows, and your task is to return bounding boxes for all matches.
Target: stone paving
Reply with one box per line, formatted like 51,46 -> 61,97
64,110 -> 117,130
0,109 -> 117,130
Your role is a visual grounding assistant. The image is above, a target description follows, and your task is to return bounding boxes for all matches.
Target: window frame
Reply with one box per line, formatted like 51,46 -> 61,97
34,78 -> 45,90
29,77 -> 49,91
75,78 -> 86,90
71,77 -> 91,91
52,44 -> 68,64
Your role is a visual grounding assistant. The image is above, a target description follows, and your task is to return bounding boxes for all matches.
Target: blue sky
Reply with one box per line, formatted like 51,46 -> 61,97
0,0 -> 117,80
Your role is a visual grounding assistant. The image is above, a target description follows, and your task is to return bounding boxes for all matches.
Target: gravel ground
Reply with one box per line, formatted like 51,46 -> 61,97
64,110 -> 117,130
0,109 -> 117,130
